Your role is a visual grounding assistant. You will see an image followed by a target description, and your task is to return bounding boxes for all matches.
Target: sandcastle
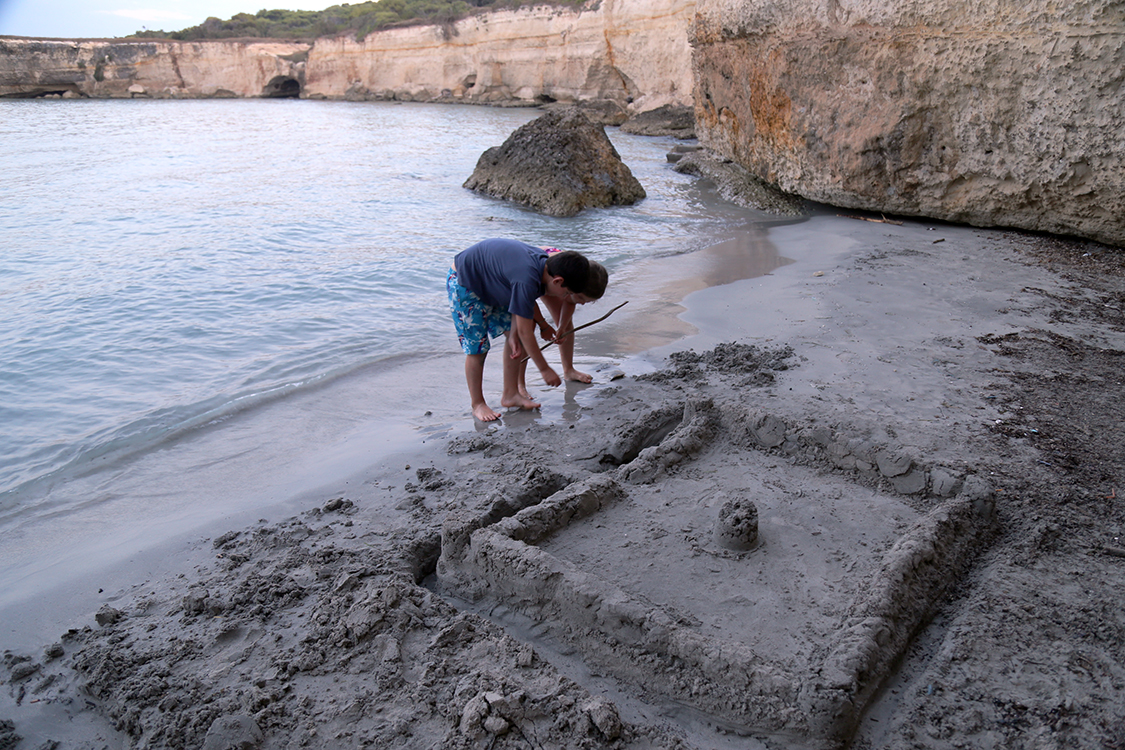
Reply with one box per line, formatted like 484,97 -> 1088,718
436,399 -> 998,748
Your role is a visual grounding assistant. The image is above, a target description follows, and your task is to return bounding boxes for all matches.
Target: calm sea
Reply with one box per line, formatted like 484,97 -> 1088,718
1,98 -> 760,520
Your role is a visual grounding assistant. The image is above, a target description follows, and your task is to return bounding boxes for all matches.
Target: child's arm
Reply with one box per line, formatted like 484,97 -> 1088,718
514,314 -> 560,386
554,300 -> 576,339
532,304 -> 556,342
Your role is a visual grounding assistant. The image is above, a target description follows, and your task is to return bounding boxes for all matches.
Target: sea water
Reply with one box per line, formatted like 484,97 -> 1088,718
0,98 -> 783,611
1,99 -> 756,498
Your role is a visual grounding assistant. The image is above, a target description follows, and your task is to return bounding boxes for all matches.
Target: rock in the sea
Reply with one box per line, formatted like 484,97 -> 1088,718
621,103 -> 696,138
692,0 -> 1125,247
463,108 -> 646,217
673,148 -> 805,215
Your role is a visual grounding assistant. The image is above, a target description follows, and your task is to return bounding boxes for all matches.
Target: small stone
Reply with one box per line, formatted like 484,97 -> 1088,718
891,468 -> 928,495
876,449 -> 913,477
201,715 -> 264,750
483,715 -> 510,735
584,699 -> 622,740
459,693 -> 490,737
9,662 -> 39,683
95,605 -> 124,626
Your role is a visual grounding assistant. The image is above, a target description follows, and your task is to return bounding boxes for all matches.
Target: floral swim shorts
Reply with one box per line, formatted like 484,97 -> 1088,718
447,268 -> 512,356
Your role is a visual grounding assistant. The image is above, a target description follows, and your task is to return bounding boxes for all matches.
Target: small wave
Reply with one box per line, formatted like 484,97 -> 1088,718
0,345 -> 441,522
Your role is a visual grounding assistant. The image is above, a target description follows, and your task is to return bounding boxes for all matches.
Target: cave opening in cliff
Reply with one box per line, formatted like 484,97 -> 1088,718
263,76 -> 300,98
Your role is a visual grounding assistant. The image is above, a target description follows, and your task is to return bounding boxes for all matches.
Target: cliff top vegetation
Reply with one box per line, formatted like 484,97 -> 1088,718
127,0 -> 587,41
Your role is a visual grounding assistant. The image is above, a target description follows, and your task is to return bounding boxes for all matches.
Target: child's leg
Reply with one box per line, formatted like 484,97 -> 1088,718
501,332 -> 541,410
464,353 -> 501,422
517,358 -> 531,399
449,267 -> 506,421
545,298 -> 592,383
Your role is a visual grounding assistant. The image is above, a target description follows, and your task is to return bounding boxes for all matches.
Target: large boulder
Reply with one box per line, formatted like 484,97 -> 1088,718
463,108 -> 646,217
691,0 -> 1125,247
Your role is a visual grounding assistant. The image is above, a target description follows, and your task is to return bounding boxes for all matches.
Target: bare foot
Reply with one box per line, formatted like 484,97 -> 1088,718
517,385 -> 533,400
472,403 -> 502,422
501,392 -> 541,411
563,368 -> 593,384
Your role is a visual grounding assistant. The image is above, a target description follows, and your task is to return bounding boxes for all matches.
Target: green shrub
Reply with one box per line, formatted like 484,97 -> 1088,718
127,0 -> 584,40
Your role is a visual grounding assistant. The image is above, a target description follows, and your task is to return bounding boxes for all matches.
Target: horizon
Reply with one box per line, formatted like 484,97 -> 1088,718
0,0 -> 337,40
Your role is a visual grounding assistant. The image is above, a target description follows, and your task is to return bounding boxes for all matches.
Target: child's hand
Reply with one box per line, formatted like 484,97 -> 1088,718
538,322 -> 556,341
540,366 -> 561,387
509,336 -> 524,359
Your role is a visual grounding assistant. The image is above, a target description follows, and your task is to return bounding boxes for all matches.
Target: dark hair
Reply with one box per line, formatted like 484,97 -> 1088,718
545,250 -> 590,295
585,261 -> 608,300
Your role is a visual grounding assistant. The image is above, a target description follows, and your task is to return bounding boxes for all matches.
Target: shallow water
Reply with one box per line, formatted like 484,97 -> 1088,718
1,98 -> 792,612
0,99 -> 761,503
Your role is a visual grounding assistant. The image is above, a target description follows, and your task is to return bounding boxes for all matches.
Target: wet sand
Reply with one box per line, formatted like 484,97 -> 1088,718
3,212 -> 1124,750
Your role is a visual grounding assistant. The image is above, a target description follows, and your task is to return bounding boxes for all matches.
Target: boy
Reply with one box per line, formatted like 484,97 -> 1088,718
448,238 -> 591,422
517,260 -> 608,398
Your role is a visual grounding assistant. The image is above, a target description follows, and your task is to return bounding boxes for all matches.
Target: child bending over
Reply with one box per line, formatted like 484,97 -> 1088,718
447,238 -> 591,422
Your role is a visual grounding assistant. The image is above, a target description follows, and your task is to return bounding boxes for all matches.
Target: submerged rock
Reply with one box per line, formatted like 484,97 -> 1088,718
463,108 -> 646,217
673,149 -> 806,215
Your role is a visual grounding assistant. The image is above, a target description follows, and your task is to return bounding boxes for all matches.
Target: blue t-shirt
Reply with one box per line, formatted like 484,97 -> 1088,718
454,238 -> 547,319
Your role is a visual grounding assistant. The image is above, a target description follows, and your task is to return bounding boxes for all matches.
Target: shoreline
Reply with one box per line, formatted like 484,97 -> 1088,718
0,217 -> 812,650
4,213 -> 1124,749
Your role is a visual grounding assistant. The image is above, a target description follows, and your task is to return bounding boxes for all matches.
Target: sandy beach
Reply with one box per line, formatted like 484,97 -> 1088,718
3,211 -> 1123,750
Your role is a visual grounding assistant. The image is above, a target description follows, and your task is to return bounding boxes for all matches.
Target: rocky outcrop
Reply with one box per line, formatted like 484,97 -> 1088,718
305,0 -> 694,113
619,103 -> 696,138
672,150 -> 805,215
691,0 -> 1125,246
0,38 -> 310,98
463,108 -> 646,217
1,0 -> 695,115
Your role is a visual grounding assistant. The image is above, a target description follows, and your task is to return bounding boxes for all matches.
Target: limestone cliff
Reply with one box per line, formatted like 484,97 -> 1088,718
304,0 -> 694,114
0,39 -> 310,98
691,0 -> 1125,246
0,0 -> 694,113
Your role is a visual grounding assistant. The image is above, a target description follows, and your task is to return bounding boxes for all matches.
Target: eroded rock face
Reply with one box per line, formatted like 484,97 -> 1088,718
463,108 -> 646,217
691,0 -> 1125,246
0,39 -> 310,99
304,0 -> 695,114
1,0 -> 695,116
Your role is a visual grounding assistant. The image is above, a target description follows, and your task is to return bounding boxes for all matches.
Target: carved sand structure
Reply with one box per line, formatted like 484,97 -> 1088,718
436,397 -> 999,748
3,215 -> 1124,750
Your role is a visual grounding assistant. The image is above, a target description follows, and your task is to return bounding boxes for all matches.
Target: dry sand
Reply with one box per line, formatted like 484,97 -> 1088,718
2,213 -> 1124,750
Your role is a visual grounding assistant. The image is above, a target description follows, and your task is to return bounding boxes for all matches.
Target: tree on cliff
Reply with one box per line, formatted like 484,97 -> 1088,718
128,0 -> 584,41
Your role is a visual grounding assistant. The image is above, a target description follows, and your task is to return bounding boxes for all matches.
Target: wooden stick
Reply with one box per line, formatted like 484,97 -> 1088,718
838,213 -> 904,226
520,300 -> 628,363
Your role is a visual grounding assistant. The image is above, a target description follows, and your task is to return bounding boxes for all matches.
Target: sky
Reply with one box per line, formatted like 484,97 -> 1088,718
0,0 -> 338,39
